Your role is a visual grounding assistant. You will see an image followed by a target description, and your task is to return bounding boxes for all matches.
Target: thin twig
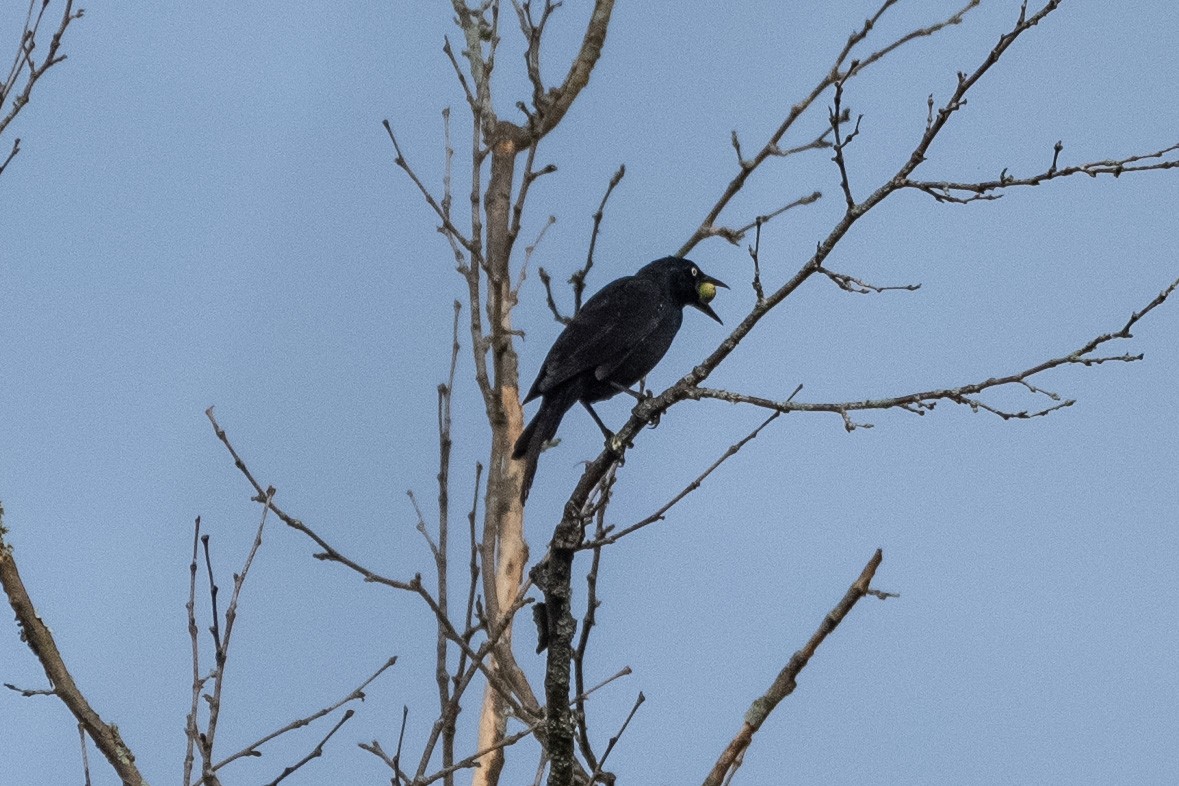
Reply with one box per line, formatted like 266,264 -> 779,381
200,488 -> 272,776
205,407 -> 415,590
183,517 -> 204,786
573,501 -> 608,772
394,705 -> 409,786
538,266 -> 572,325
516,214 -> 557,295
585,408 -> 786,548
383,119 -> 475,252
428,297 -> 463,780
818,266 -> 921,294
460,462 -> 484,667
829,76 -> 860,210
209,657 -> 397,774
748,218 -> 765,303
263,710 -> 356,786
3,682 -> 53,697
590,691 -> 645,783
709,190 -> 823,247
537,163 -> 626,324
357,739 -> 411,784
0,137 -> 19,177
575,163 -> 626,314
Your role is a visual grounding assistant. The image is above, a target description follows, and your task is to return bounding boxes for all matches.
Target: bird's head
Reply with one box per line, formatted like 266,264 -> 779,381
646,256 -> 729,324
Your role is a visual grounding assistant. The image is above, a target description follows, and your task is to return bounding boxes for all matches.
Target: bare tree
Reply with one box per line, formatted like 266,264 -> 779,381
3,2 -> 1177,786
381,2 -> 1178,785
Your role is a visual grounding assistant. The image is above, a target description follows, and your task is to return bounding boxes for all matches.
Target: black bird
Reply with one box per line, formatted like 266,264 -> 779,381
513,256 -> 728,502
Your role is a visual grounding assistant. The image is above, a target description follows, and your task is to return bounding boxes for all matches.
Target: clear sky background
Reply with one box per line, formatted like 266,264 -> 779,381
2,2 -> 1177,784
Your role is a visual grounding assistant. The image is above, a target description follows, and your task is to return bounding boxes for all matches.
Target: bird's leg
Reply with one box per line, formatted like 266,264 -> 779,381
612,378 -> 661,429
610,376 -> 657,401
609,381 -> 645,401
638,375 -> 653,400
583,401 -> 627,456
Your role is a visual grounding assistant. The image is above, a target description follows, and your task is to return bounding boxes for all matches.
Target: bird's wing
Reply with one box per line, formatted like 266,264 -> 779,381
530,275 -> 667,397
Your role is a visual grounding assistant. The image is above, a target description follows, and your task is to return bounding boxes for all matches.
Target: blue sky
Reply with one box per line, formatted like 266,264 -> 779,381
2,2 -> 1177,784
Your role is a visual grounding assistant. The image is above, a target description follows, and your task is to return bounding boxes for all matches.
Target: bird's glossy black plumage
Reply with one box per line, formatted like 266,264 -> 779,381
513,256 -> 727,502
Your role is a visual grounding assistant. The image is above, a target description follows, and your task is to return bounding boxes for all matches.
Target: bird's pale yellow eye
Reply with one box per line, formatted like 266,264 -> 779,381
697,281 -> 717,303
691,267 -> 699,277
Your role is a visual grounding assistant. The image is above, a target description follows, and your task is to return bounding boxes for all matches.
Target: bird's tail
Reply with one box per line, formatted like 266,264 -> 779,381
513,385 -> 579,503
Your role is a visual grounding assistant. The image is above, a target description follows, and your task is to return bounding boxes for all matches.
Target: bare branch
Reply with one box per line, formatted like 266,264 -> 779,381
434,298 -> 463,776
0,0 -> 83,145
210,658 -> 397,775
511,0 -> 562,114
417,720 -> 544,786
531,0 -> 615,139
573,490 -> 613,771
678,0 -> 983,255
589,691 -> 644,783
748,218 -> 766,303
818,266 -> 921,294
262,709 -> 355,786
205,407 -> 534,722
574,163 -> 626,314
905,141 -> 1179,203
450,0 -> 497,125
510,142 -> 558,270
358,738 -> 413,785
536,163 -> 625,325
205,407 -> 414,590
0,506 -> 145,785
4,682 -> 54,697
538,266 -> 572,325
688,274 -> 1179,428
515,213 -> 557,295
383,119 -> 476,252
183,517 -> 206,786
442,37 -> 478,113
709,190 -> 822,248
587,407 -> 784,549
846,0 -> 981,78
0,136 -> 19,177
194,492 -> 281,783
460,462 -> 485,663
703,550 -> 892,786
829,77 -> 861,210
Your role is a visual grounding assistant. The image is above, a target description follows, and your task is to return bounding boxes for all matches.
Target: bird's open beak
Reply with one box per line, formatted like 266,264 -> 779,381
694,274 -> 728,324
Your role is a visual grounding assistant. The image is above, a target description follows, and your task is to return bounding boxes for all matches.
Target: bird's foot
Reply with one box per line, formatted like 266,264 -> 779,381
633,392 -> 661,429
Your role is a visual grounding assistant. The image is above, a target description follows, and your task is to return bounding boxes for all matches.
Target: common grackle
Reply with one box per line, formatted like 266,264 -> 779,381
513,256 -> 728,502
